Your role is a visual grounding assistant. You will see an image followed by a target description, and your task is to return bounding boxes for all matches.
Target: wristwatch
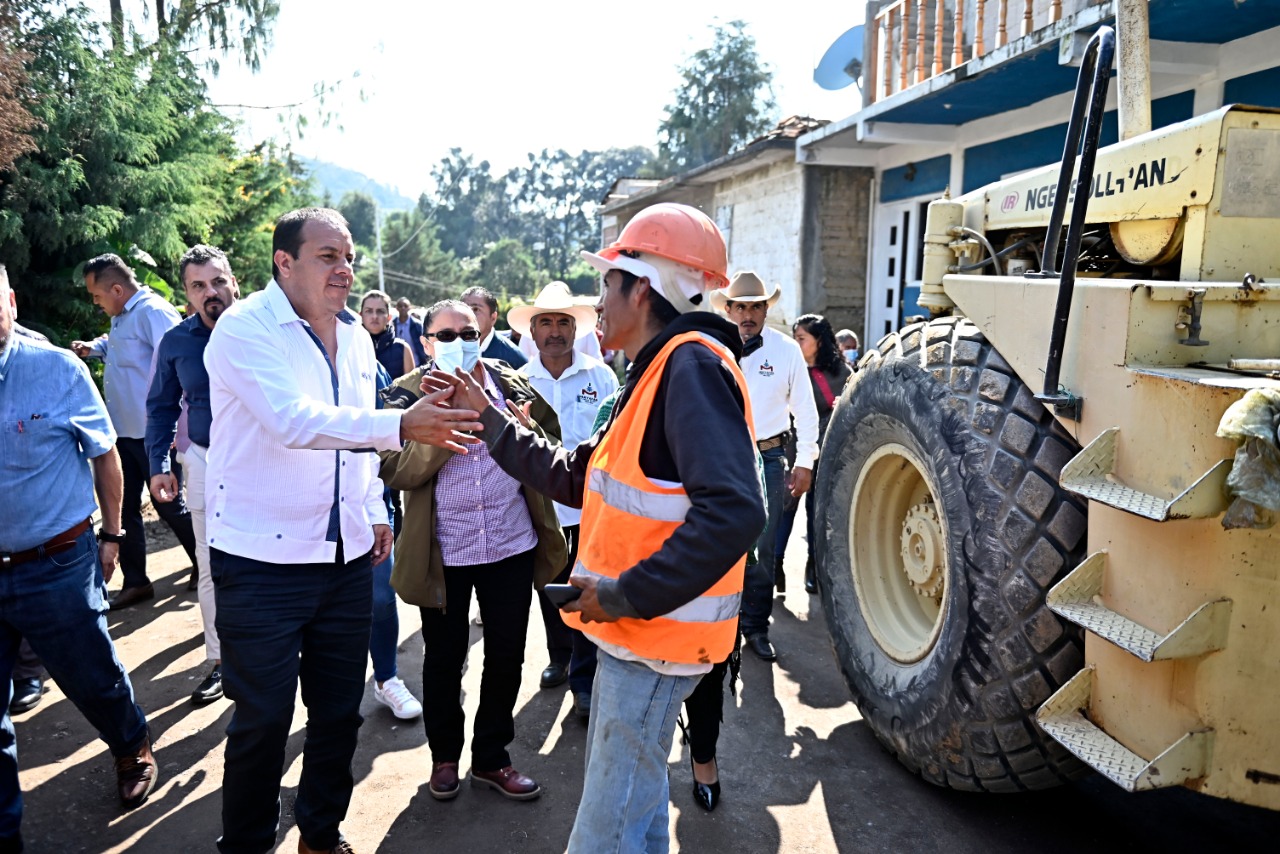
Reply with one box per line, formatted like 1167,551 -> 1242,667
97,528 -> 126,544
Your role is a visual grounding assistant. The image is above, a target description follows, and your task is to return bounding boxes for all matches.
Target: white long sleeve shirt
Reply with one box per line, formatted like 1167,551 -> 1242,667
520,350 -> 619,527
203,281 -> 403,564
740,326 -> 820,469
87,288 -> 182,439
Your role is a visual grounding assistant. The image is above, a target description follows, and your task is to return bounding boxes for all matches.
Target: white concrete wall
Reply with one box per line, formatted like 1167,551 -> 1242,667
713,160 -> 807,327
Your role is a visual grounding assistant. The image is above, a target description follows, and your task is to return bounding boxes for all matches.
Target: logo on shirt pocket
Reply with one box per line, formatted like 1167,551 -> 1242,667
758,361 -> 775,378
576,383 -> 599,405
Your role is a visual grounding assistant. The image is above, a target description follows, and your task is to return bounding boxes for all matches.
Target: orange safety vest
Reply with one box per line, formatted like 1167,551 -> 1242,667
562,331 -> 755,664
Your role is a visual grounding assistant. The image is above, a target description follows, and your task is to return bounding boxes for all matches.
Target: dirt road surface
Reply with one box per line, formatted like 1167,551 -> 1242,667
13,520 -> 1280,852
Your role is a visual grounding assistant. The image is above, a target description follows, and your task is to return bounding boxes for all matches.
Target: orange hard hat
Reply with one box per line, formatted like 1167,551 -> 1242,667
598,204 -> 729,289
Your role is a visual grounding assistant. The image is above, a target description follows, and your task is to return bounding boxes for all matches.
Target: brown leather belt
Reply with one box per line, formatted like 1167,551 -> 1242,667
0,518 -> 92,570
757,433 -> 786,452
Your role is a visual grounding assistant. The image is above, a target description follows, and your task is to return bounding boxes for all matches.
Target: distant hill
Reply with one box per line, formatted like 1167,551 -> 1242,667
301,157 -> 418,212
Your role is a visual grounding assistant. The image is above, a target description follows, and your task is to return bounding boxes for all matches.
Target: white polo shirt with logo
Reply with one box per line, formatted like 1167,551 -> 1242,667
740,325 -> 820,469
521,349 -> 619,527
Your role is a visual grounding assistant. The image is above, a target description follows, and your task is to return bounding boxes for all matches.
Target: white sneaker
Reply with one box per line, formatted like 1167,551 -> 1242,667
374,676 -> 423,720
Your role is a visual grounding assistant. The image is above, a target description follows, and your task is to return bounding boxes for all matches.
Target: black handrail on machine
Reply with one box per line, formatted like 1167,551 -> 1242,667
1030,25 -> 1116,421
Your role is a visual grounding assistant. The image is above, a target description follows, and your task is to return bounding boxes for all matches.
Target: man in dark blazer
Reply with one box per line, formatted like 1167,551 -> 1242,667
461,286 -> 527,368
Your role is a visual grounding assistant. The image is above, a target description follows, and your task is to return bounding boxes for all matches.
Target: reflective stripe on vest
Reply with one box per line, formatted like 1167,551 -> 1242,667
587,468 -> 692,523
572,560 -> 741,623
562,330 -> 756,665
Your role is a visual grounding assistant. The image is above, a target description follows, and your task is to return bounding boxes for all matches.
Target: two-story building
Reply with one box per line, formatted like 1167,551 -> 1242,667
800,0 -> 1280,343
602,1 -> 1280,346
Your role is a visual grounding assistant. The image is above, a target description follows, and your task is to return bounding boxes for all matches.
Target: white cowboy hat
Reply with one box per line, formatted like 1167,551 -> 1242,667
708,271 -> 782,312
507,281 -> 599,340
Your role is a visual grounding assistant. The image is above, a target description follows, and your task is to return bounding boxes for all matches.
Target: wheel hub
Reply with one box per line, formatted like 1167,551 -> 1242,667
900,502 -> 944,598
849,443 -> 949,664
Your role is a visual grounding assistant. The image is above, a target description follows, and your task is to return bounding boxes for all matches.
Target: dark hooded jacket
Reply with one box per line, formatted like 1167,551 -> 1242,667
477,311 -> 765,620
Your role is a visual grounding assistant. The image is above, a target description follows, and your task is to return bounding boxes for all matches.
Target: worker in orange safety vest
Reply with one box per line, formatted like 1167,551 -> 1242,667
429,203 -> 765,852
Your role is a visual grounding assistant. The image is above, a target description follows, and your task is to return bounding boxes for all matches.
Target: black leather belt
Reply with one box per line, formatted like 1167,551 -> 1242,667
757,433 -> 786,452
0,518 -> 91,570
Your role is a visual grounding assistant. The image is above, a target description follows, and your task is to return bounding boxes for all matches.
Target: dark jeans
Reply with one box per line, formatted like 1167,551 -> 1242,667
535,526 -> 597,694
9,640 -> 40,682
0,530 -> 148,846
741,445 -> 786,637
117,437 -> 197,588
212,545 -> 373,854
421,549 -> 534,772
776,473 -> 818,573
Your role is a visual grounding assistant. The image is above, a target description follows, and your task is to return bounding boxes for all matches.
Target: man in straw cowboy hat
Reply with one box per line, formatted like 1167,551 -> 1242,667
509,281 -> 618,720
425,202 -> 764,852
710,272 -> 819,663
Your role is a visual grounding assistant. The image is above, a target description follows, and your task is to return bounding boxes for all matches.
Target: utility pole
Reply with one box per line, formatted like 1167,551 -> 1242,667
375,202 -> 386,292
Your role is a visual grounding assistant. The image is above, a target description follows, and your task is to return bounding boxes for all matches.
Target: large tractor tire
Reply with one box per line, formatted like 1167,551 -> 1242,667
814,316 -> 1089,792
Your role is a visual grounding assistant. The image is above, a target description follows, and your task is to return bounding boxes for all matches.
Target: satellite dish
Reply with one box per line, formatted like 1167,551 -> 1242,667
814,25 -> 865,91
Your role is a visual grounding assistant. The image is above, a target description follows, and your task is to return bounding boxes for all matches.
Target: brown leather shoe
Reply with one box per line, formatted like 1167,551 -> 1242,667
109,583 -> 155,611
298,837 -> 354,854
429,761 -> 460,800
470,766 -> 542,800
115,738 -> 157,809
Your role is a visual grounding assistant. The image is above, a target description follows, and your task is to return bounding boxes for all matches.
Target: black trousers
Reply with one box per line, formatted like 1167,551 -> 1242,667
421,549 -> 534,772
683,656 -> 733,764
213,544 -> 372,854
535,526 -> 597,694
117,437 -> 197,588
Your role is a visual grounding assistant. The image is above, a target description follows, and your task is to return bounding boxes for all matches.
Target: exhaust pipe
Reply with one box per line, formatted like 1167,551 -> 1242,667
1116,0 -> 1152,140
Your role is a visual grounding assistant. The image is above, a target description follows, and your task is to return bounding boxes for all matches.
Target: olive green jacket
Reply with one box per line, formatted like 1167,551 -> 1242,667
378,361 -> 567,610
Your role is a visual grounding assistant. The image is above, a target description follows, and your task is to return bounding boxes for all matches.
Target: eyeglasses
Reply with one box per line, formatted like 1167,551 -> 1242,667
425,329 -> 480,343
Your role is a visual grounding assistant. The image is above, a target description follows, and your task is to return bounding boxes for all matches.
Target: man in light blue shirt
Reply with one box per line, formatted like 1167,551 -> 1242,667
72,254 -> 198,608
0,265 -> 158,847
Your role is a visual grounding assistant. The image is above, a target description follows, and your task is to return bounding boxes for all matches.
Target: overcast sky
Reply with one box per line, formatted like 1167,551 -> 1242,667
181,1 -> 867,197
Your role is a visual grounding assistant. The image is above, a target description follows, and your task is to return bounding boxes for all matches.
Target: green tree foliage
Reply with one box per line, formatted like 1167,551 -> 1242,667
364,209 -> 466,308
209,142 -> 312,291
338,190 -> 378,249
508,146 -> 654,277
424,145 -> 654,290
428,148 -> 515,261
657,20 -> 776,173
0,2 -> 308,344
478,238 -> 539,296
103,1 -> 280,72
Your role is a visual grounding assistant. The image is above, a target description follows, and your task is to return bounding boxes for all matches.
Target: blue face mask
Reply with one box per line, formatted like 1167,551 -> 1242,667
433,338 -> 481,373
844,348 -> 860,363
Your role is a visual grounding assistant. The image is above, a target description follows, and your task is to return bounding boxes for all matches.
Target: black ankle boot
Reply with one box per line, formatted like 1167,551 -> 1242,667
774,556 -> 786,593
804,557 -> 817,594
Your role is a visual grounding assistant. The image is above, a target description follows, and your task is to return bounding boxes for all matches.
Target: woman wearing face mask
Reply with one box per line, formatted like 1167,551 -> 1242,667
377,299 -> 567,803
776,314 -> 852,593
835,328 -> 860,366
361,289 -> 415,379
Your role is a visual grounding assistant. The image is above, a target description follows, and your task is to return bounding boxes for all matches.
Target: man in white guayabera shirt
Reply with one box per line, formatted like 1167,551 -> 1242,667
202,207 -> 485,854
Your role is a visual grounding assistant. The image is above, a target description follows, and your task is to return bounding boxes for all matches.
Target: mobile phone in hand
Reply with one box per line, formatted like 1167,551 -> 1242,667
544,583 -> 582,608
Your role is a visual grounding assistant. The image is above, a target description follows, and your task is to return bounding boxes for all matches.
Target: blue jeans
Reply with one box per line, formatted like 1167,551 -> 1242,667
212,546 -> 372,854
740,445 -> 786,637
0,529 -> 148,846
369,551 -> 399,684
568,651 -> 701,854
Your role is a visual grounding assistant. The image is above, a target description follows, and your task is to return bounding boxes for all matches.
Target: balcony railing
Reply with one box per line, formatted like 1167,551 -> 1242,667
867,0 -> 1105,105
